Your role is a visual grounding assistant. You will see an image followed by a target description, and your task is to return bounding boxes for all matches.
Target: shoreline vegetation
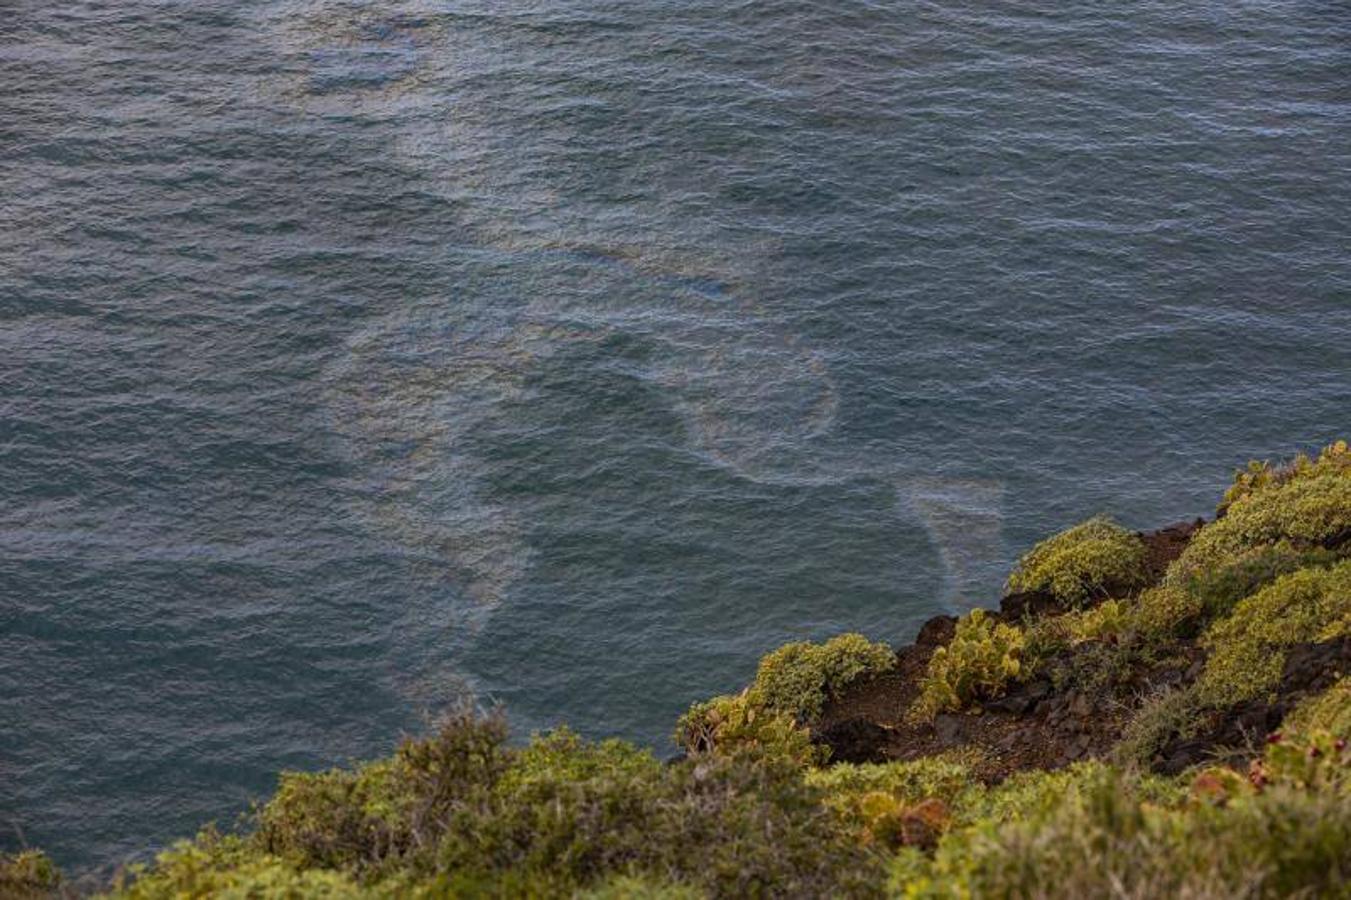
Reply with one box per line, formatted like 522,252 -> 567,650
7,443 -> 1351,898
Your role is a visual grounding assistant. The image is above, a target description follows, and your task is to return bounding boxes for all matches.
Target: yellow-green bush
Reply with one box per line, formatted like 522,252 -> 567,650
258,707 -> 507,875
577,874 -> 706,900
1254,731 -> 1351,795
108,838 -> 365,900
428,731 -> 884,898
112,711 -> 885,900
0,850 -> 60,899
674,692 -> 823,766
807,755 -> 978,809
1198,559 -> 1351,706
753,633 -> 896,724
912,610 -> 1025,720
1020,599 -> 1136,686
1114,686 -> 1206,769
1130,582 -> 1205,639
674,632 -> 894,762
1219,440 -> 1351,513
890,765 -> 1351,900
1182,540 -> 1349,621
1064,598 -> 1130,645
806,755 -> 984,850
1283,677 -> 1351,739
959,760 -> 1183,826
1005,516 -> 1149,606
1172,472 -> 1351,585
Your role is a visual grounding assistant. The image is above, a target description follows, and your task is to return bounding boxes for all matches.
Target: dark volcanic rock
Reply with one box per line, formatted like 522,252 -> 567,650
1282,637 -> 1351,692
913,614 -> 957,649
1157,636 -> 1351,774
933,714 -> 965,744
999,590 -> 1060,621
815,718 -> 892,764
1139,519 -> 1206,581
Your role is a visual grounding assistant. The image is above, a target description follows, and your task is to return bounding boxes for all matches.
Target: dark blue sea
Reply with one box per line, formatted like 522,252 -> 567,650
3,0 -> 1349,873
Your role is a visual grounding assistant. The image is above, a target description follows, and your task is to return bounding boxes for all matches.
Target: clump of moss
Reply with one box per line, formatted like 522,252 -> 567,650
1006,516 -> 1149,607
0,851 -> 60,899
1197,559 -> 1351,706
912,610 -> 1025,720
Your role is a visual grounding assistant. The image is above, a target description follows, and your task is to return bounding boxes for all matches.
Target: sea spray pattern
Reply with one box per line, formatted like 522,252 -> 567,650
5,0 -> 1350,873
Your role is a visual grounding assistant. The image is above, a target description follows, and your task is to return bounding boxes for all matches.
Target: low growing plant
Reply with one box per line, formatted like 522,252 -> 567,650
0,850 -> 61,900
892,767 -> 1351,899
1282,677 -> 1351,739
1219,440 -> 1351,514
911,609 -> 1025,720
753,632 -> 896,724
1006,516 -> 1149,607
1114,685 -> 1206,770
675,632 -> 895,763
1171,466 -> 1351,585
674,692 -> 824,767
1198,559 -> 1351,706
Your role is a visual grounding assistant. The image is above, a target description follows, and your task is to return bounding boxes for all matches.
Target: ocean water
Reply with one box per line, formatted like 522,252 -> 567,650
2,0 -> 1349,873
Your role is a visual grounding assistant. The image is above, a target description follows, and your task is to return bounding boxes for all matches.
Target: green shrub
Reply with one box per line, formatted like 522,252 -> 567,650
1219,440 -> 1351,514
1198,559 -> 1351,706
673,632 -> 893,764
911,610 -> 1025,721
433,734 -> 884,898
1130,583 -> 1205,639
120,711 -> 884,899
1283,677 -> 1351,739
1005,516 -> 1149,606
1113,686 -> 1206,769
890,767 -> 1351,899
806,754 -> 978,811
1063,598 -> 1129,645
107,838 -> 365,900
1182,541 -> 1349,621
1021,602 -> 1129,673
0,850 -> 60,899
1254,731 -> 1351,795
810,753 -> 1013,851
674,692 -> 824,767
753,633 -> 896,724
807,754 -> 981,848
577,874 -> 706,900
1171,471 -> 1351,585
1020,613 -> 1069,661
258,707 -> 507,875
